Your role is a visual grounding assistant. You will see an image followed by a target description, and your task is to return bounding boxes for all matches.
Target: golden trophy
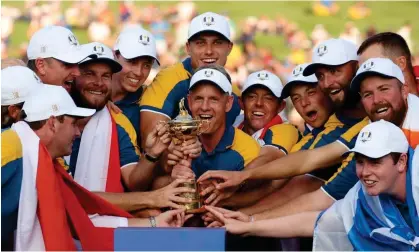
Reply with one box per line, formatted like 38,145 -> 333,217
166,98 -> 208,214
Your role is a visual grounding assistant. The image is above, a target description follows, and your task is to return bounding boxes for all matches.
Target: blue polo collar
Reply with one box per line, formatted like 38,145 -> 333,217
114,87 -> 143,106
335,112 -> 363,127
182,57 -> 194,76
203,126 -> 235,155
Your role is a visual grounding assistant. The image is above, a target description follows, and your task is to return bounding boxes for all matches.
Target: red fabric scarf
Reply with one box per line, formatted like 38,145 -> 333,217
238,114 -> 283,139
105,115 -> 124,192
36,144 -> 132,251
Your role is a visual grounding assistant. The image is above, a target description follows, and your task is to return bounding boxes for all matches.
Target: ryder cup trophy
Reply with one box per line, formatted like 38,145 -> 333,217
167,98 -> 207,213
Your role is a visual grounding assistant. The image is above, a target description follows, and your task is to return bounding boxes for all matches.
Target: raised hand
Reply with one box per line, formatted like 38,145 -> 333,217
145,122 -> 172,158
155,209 -> 193,227
198,170 -> 248,190
205,206 -> 253,236
151,178 -> 196,209
171,159 -> 195,179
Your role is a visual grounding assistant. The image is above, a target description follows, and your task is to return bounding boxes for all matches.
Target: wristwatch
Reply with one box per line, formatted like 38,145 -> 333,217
144,152 -> 159,163
149,216 -> 157,227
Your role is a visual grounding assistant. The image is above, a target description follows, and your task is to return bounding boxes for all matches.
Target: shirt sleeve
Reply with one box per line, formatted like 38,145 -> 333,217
263,124 -> 301,154
336,118 -> 369,150
321,154 -> 359,201
139,64 -> 190,118
113,112 -> 141,168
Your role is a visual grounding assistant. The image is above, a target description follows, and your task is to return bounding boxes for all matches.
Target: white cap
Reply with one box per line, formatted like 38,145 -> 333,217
27,26 -> 92,64
190,68 -> 232,95
347,120 -> 408,158
188,12 -> 231,42
23,85 -> 95,122
351,58 -> 405,92
303,38 -> 358,76
80,42 -> 122,73
242,70 -> 283,98
281,63 -> 318,99
1,66 -> 43,106
114,26 -> 159,65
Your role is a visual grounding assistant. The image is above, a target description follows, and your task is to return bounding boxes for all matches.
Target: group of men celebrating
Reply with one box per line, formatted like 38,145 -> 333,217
1,10 -> 419,251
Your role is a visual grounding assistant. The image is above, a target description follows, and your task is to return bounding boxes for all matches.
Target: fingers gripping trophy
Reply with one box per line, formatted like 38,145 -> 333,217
166,98 -> 208,213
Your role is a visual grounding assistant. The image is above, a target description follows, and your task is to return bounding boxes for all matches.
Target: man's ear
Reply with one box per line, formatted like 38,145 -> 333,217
185,42 -> 191,56
48,116 -> 58,133
397,153 -> 408,173
394,56 -> 407,72
277,100 -> 286,114
226,42 -> 233,56
35,58 -> 47,76
8,105 -> 22,121
238,96 -> 244,110
225,94 -> 234,113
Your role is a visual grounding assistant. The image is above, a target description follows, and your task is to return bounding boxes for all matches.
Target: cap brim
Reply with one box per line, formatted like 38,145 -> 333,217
242,83 -> 281,99
67,107 -> 96,118
55,48 -> 95,64
79,58 -> 123,73
190,79 -> 230,94
280,80 -> 317,99
119,49 -> 160,66
350,71 -> 397,93
303,63 -> 328,76
344,146 -> 391,159
188,30 -> 231,42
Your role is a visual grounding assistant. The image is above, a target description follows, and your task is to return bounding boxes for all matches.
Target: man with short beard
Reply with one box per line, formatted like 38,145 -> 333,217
70,43 -> 195,218
26,26 -> 93,93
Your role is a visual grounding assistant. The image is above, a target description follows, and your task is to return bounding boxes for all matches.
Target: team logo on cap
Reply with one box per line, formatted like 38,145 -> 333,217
68,34 -> 79,46
257,72 -> 269,80
360,131 -> 372,143
363,61 -> 375,71
292,66 -> 303,77
138,35 -> 150,45
52,104 -> 59,112
203,16 -> 215,26
40,45 -> 47,53
204,70 -> 214,78
93,45 -> 105,55
317,45 -> 328,57
12,91 -> 20,99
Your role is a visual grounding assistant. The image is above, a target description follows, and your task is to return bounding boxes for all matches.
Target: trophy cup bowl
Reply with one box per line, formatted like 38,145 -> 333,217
165,98 -> 208,214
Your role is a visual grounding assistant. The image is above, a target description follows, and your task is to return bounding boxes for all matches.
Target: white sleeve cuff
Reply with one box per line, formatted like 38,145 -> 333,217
320,186 -> 337,202
89,214 -> 129,228
334,140 -> 350,151
120,162 -> 138,170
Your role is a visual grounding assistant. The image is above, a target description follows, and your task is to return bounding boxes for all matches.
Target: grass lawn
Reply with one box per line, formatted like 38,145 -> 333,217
4,1 -> 419,59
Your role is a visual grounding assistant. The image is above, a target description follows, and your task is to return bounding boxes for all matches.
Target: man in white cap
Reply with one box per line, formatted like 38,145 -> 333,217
201,70 -> 301,208
70,42 -> 195,214
205,120 -> 419,251
1,66 -> 43,249
111,27 -> 160,137
11,84 -> 189,251
140,12 -> 240,148
171,65 -> 261,207
26,25 -> 94,93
